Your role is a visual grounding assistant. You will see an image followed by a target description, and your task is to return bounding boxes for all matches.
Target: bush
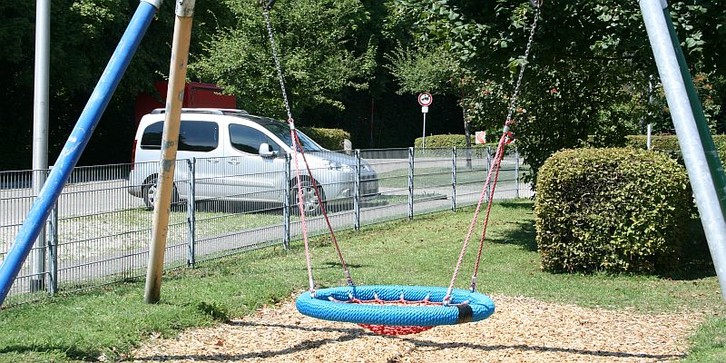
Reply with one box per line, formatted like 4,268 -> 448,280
534,147 -> 692,274
413,134 -> 494,149
625,134 -> 726,165
298,127 -> 350,150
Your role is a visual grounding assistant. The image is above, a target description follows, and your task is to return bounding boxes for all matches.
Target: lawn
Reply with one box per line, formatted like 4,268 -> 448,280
0,200 -> 723,362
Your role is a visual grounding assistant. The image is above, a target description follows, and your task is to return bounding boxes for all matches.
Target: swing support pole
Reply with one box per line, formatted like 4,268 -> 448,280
640,0 -> 726,301
0,0 -> 161,307
144,0 -> 196,304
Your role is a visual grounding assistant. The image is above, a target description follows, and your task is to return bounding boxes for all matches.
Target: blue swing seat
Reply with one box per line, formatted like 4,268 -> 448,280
295,285 -> 495,327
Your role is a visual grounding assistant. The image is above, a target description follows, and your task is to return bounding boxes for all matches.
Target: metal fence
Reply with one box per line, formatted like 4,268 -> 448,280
0,147 -> 532,307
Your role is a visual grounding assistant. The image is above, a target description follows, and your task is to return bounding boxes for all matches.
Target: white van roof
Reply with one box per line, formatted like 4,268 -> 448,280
149,108 -> 249,116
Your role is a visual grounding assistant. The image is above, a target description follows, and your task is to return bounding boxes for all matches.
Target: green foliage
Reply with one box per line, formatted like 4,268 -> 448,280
190,0 -> 376,119
0,0 -> 236,169
195,301 -> 229,322
385,0 -> 540,135
535,148 -> 693,274
412,133 -> 490,149
385,44 -> 459,95
626,134 -> 726,165
298,126 -> 350,150
385,0 -> 726,188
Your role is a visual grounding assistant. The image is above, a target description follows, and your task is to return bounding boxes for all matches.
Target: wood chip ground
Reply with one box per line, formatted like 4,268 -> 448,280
129,294 -> 702,362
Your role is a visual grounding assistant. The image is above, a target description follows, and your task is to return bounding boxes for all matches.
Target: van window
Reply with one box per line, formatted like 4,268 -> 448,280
261,121 -> 323,152
140,121 -> 219,152
229,124 -> 280,154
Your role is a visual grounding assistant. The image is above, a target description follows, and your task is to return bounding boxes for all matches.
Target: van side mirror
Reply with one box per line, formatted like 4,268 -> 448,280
259,143 -> 277,157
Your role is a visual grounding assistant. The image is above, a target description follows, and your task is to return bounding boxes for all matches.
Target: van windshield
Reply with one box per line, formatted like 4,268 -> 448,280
262,121 -> 325,152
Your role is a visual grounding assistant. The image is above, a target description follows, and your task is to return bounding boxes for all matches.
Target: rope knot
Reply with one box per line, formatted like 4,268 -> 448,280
504,131 -> 515,145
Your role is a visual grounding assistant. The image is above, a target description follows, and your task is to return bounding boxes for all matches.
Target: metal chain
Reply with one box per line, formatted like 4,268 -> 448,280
504,4 -> 541,126
446,3 -> 542,301
262,9 -> 294,123
261,5 -> 355,292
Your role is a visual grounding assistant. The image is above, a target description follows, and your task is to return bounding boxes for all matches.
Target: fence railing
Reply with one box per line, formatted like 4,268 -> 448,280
0,147 -> 532,307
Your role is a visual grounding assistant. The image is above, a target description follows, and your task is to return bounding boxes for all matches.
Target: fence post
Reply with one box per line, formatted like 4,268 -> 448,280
30,169 -> 46,293
283,153 -> 291,249
354,149 -> 361,230
186,159 -> 196,267
47,203 -> 58,296
408,147 -> 414,220
515,147 -> 520,199
451,147 -> 457,211
486,147 -> 492,202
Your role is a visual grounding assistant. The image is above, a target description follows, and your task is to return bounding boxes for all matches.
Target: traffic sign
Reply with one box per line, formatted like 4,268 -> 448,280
418,93 -> 433,107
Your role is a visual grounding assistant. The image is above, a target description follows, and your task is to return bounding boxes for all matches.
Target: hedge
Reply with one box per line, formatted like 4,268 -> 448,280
298,127 -> 350,151
413,134 -> 495,149
626,134 -> 726,165
534,147 -> 692,274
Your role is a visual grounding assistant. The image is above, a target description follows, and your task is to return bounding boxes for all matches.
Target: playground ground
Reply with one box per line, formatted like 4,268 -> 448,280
130,293 -> 699,362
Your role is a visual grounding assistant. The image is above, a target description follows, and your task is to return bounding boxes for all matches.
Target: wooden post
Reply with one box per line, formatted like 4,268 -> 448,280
145,0 -> 196,304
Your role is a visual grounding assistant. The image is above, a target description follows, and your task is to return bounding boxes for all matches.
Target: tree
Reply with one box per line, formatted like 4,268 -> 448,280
0,0 -> 236,169
384,0 -> 726,184
0,0 -> 36,169
385,0 -> 541,148
189,0 -> 376,121
515,1 -> 726,182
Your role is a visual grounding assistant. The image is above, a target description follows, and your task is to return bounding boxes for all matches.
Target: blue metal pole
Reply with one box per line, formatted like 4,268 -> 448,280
640,0 -> 726,301
0,0 -> 161,306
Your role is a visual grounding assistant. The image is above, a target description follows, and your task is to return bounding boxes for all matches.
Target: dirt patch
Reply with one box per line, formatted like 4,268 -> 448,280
129,294 -> 700,362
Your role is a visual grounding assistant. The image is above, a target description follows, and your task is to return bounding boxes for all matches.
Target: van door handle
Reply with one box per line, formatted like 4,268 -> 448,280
227,159 -> 241,165
206,159 -> 220,164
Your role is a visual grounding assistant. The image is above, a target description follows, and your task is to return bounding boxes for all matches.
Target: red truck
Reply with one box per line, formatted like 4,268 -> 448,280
134,81 -> 237,127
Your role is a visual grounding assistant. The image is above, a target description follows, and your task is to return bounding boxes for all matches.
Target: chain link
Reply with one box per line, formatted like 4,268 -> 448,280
262,9 -> 294,123
504,5 -> 541,126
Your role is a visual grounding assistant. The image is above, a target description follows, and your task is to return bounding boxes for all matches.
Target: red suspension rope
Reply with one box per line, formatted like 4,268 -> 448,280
444,3 -> 541,302
289,128 -> 354,291
263,3 -> 354,294
444,127 -> 513,302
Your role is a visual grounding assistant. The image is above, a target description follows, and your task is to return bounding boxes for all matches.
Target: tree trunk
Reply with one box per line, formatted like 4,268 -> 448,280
462,106 -> 472,168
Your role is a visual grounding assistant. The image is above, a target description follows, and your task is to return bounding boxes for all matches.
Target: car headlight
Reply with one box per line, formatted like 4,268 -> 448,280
326,160 -> 352,172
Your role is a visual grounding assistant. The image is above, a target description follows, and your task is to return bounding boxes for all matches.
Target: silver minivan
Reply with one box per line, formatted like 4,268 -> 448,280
128,108 -> 379,215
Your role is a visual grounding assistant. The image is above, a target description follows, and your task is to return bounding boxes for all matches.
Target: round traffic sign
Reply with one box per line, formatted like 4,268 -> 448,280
418,93 -> 433,107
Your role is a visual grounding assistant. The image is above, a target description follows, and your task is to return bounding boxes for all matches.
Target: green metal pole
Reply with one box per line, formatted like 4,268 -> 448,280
640,0 -> 726,301
663,7 -> 726,209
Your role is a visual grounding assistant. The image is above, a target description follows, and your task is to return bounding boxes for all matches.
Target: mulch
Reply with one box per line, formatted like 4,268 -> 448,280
128,294 -> 702,362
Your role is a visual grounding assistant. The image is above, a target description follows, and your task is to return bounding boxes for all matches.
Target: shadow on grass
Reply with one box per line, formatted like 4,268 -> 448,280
321,261 -> 366,269
129,320 -> 685,362
0,345 -> 101,362
487,200 -> 537,252
664,218 -> 716,280
490,220 -> 537,252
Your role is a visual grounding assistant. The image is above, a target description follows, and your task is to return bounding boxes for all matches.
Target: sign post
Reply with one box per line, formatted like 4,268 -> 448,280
418,93 -> 433,148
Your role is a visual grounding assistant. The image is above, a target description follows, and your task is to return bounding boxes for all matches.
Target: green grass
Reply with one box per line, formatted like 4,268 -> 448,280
0,200 -> 724,362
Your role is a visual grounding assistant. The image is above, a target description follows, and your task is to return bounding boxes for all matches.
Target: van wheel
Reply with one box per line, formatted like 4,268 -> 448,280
142,175 -> 180,210
290,177 -> 325,216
